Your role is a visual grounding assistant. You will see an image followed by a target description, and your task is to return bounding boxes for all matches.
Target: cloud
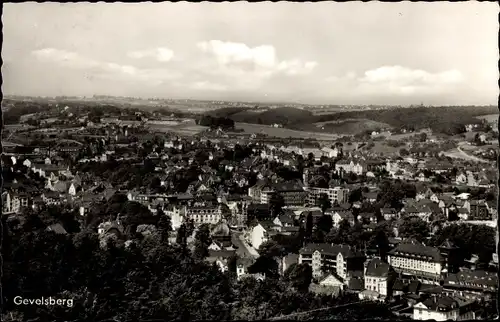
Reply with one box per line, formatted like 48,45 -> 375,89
190,81 -> 227,92
127,47 -> 175,62
196,40 -> 318,80
356,65 -> 465,96
32,48 -> 102,69
32,48 -> 181,84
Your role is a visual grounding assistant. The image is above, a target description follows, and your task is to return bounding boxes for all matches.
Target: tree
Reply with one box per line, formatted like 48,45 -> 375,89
312,228 -> 326,243
327,219 -> 352,245
247,255 -> 279,278
348,188 -> 363,203
399,148 -> 409,157
156,209 -> 172,243
316,215 -> 333,235
398,217 -> 430,242
369,226 -> 390,260
149,177 -> 162,192
193,224 -> 212,259
269,193 -> 285,218
305,213 -> 314,241
176,224 -> 188,248
318,193 -> 331,214
283,263 -> 313,292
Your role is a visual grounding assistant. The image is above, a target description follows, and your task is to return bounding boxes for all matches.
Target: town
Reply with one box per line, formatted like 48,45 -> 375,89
2,2 -> 498,321
1,95 -> 498,321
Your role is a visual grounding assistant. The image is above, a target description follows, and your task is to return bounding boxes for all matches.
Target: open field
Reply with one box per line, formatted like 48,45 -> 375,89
310,118 -> 391,135
235,122 -> 340,140
476,114 -> 498,122
443,143 -> 491,163
362,141 -> 407,155
147,119 -> 208,135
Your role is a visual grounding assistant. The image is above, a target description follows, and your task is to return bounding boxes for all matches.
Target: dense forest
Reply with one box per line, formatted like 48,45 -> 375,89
197,115 -> 235,130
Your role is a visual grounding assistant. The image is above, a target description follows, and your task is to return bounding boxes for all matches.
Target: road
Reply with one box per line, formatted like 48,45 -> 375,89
456,145 -> 490,163
443,142 -> 490,164
231,231 -> 259,258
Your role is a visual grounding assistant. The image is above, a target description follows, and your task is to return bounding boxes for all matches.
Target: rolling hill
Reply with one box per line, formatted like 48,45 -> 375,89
200,105 -> 498,136
204,106 -> 315,126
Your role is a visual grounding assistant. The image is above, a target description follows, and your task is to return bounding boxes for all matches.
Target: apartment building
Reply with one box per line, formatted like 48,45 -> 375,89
299,243 -> 365,279
443,270 -> 498,302
251,180 -> 307,206
186,203 -> 223,226
335,159 -> 364,175
306,186 -> 349,207
387,240 -> 444,285
2,191 -> 30,214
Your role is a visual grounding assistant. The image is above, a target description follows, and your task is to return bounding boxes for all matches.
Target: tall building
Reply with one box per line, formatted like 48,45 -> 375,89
306,186 -> 349,207
299,243 -> 365,279
387,240 -> 443,285
258,180 -> 307,207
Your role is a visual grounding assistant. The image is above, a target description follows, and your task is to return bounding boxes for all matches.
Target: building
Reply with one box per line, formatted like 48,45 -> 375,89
206,250 -> 236,273
363,258 -> 397,298
335,160 -> 364,175
413,295 -> 476,321
2,191 -> 30,214
248,221 -> 280,249
248,181 -> 267,201
31,164 -> 70,179
306,187 -> 349,207
327,210 -> 355,228
259,180 -> 307,207
299,243 -> 365,279
464,200 -> 490,220
443,270 -> 497,302
387,240 -> 443,285
236,257 -> 265,281
438,240 -> 462,275
321,147 -> 341,158
221,195 -> 251,227
186,204 -> 223,226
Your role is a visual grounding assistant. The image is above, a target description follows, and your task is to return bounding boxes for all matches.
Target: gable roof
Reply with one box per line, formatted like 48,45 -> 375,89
388,240 -> 442,262
444,270 -> 497,289
300,243 -> 364,258
365,258 -> 393,278
392,278 -> 407,291
207,250 -> 236,259
278,213 -> 295,224
46,223 -> 68,235
347,277 -> 364,291
420,295 -> 473,312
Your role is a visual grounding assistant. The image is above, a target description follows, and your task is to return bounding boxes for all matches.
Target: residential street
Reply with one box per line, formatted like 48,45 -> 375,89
232,231 -> 260,258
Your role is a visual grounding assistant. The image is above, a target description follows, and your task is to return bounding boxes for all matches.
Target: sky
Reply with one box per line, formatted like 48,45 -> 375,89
2,2 -> 499,105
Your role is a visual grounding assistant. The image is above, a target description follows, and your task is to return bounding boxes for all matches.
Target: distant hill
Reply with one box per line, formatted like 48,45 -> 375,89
204,107 -> 252,118
207,107 -> 315,126
204,105 -> 497,135
310,106 -> 497,135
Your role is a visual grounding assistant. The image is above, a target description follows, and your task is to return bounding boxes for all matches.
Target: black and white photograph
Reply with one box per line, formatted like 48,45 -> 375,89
1,2 -> 498,321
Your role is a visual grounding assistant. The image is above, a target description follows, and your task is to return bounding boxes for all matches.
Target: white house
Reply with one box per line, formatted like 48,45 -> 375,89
250,223 -> 268,250
363,258 -> 396,298
319,273 -> 345,288
321,147 -> 341,159
164,205 -> 185,230
413,296 -> 476,321
23,159 -> 32,168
